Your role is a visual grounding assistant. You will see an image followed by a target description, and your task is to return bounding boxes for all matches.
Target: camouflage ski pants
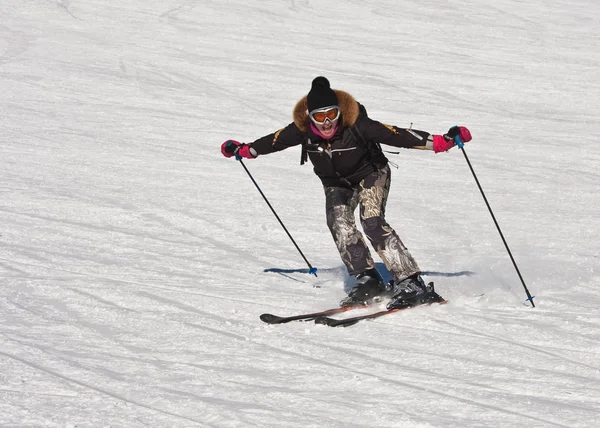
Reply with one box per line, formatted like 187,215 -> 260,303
325,164 -> 420,283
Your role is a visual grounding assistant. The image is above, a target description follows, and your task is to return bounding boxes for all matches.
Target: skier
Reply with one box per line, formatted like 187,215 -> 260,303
220,76 -> 472,309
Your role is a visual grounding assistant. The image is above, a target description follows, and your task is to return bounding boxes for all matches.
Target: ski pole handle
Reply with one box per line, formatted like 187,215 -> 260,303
454,134 -> 464,149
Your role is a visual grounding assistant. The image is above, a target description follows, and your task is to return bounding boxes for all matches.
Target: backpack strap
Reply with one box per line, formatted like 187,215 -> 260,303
348,125 -> 383,159
300,138 -> 310,165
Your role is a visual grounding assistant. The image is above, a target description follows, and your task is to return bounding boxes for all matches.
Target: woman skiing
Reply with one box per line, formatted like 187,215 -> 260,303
221,76 -> 472,309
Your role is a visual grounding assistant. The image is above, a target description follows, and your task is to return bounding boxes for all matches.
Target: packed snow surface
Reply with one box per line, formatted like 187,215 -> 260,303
1,1 -> 599,427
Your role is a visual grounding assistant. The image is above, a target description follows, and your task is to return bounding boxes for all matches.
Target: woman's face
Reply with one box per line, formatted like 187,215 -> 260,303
310,106 -> 340,138
315,117 -> 338,138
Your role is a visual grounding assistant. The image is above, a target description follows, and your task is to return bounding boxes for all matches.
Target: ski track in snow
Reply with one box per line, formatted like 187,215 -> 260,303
1,0 -> 600,427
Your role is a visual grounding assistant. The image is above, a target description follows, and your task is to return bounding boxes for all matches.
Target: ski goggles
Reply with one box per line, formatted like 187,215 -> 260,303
309,106 -> 340,125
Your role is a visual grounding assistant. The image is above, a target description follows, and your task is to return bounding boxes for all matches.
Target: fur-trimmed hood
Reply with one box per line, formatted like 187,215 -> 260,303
293,89 -> 360,132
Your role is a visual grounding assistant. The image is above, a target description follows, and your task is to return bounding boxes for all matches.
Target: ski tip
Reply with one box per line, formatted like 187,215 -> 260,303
260,313 -> 284,324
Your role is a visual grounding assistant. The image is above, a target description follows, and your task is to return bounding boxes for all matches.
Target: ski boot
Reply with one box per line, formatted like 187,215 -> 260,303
340,268 -> 393,307
386,273 -> 445,310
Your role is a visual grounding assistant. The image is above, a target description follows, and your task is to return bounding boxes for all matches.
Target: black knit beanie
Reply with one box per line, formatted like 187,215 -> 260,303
307,76 -> 338,112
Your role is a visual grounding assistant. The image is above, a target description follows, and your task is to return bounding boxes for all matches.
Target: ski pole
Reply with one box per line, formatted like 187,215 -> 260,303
454,134 -> 535,307
236,156 -> 318,277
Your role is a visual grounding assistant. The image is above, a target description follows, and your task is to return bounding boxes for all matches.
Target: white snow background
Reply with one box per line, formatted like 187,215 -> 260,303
1,1 -> 600,427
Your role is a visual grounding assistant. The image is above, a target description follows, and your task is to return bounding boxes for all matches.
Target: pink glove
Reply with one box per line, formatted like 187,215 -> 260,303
221,140 -> 256,159
221,140 -> 242,158
432,126 -> 472,153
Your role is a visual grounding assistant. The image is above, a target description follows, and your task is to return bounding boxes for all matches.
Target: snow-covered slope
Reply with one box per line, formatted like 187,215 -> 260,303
1,1 -> 599,426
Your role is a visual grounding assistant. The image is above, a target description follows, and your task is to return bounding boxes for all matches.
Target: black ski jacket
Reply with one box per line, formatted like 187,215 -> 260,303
251,89 -> 434,187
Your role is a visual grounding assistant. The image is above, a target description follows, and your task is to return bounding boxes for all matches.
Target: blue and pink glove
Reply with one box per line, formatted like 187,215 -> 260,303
221,140 -> 257,159
432,126 -> 472,153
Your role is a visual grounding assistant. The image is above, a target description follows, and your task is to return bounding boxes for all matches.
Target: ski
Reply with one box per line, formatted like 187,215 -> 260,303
260,305 -> 368,324
314,300 -> 448,327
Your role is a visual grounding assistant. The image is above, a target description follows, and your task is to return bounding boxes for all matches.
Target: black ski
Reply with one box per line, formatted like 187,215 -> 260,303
260,305 -> 367,324
315,300 -> 448,327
